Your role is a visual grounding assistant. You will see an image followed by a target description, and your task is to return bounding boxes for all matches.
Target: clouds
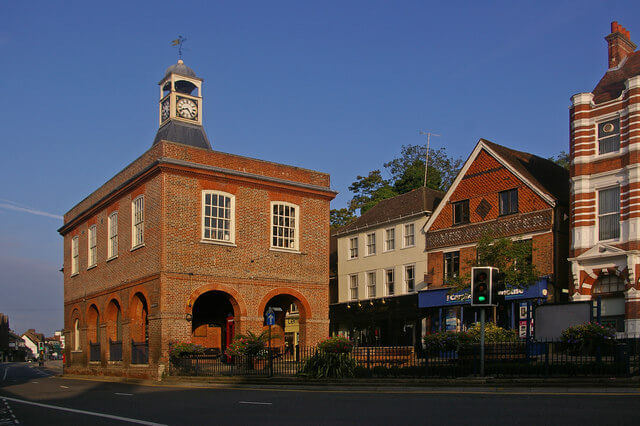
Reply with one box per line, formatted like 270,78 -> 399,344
0,199 -> 63,220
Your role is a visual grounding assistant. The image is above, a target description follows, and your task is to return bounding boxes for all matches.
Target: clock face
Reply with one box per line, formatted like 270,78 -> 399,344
176,97 -> 198,120
161,99 -> 170,121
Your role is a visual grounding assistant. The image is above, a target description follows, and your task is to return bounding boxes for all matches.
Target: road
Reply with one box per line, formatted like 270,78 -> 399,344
1,362 -> 639,425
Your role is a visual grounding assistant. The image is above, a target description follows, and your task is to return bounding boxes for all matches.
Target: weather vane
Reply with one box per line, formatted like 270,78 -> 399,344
171,35 -> 187,60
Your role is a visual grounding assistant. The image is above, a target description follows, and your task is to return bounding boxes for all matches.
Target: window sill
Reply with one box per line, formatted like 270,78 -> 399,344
131,363 -> 149,367
70,272 -> 79,278
89,361 -> 101,364
401,245 -> 416,250
269,247 -> 301,254
200,239 -> 237,247
106,255 -> 118,263
364,253 -> 376,258
383,249 -> 395,253
130,243 -> 145,252
498,212 -> 518,217
87,264 -> 97,271
71,350 -> 82,353
347,257 -> 359,261
108,360 -> 123,364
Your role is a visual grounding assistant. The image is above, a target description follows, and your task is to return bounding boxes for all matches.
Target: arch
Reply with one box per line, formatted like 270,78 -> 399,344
73,318 -> 81,351
106,299 -> 124,343
190,290 -> 238,352
86,304 -> 100,344
187,283 -> 248,317
130,292 -> 149,343
258,288 -> 312,320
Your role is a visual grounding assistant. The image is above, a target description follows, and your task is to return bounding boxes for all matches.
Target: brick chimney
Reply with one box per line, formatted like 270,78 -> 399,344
606,21 -> 637,69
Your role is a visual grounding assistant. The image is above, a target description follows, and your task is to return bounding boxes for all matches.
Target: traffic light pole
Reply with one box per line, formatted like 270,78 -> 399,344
480,308 -> 485,377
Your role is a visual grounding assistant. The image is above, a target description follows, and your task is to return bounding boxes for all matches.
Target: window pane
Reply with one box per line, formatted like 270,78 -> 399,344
599,187 -> 619,214
599,214 -> 620,240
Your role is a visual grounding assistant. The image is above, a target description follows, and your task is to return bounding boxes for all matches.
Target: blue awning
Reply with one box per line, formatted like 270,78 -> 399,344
418,278 -> 548,308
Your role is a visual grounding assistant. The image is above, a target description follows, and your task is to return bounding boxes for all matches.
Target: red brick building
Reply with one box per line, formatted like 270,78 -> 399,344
58,60 -> 336,378
569,22 -> 640,337
419,139 -> 569,334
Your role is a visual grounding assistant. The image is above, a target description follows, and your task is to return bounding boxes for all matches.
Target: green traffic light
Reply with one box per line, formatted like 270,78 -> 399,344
478,296 -> 486,302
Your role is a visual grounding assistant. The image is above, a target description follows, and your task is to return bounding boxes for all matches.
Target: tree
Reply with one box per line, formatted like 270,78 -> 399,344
384,145 -> 463,192
330,208 -> 357,229
347,170 -> 397,215
447,233 -> 539,293
548,151 -> 570,171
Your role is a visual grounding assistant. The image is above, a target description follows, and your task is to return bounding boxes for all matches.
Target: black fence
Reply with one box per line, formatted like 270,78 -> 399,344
131,341 -> 149,364
109,340 -> 123,362
170,339 -> 640,378
89,343 -> 101,362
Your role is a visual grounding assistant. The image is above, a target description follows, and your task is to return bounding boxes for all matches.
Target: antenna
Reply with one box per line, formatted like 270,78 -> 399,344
171,36 -> 187,60
418,130 -> 440,187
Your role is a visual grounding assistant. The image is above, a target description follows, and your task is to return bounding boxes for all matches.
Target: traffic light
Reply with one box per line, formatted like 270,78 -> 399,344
491,270 -> 506,306
471,267 -> 499,306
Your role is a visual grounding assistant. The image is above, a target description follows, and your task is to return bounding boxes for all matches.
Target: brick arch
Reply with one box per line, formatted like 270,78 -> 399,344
257,287 -> 312,321
127,286 -> 151,319
104,295 -> 124,321
69,306 -> 82,324
129,292 -> 149,343
105,298 -> 124,342
86,303 -> 101,323
580,266 -> 630,295
187,283 -> 248,317
86,304 -> 101,344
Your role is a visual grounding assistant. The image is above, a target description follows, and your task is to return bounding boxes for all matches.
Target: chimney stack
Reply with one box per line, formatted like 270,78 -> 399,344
606,21 -> 637,69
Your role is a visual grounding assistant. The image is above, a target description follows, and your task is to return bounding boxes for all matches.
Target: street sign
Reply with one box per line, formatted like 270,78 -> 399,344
266,308 -> 275,326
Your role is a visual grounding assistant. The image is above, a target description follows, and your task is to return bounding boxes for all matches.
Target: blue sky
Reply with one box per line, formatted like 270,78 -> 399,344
1,0 -> 638,335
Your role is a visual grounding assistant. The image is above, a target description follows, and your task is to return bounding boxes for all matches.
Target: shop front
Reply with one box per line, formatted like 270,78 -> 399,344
418,278 -> 549,339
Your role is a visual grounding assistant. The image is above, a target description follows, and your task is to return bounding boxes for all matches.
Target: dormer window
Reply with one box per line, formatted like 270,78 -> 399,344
598,118 -> 620,155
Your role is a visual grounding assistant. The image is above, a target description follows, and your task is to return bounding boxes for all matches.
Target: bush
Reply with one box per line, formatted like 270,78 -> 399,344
560,322 -> 615,355
226,330 -> 271,358
423,323 -> 517,353
317,336 -> 354,354
299,351 -> 358,379
169,342 -> 206,362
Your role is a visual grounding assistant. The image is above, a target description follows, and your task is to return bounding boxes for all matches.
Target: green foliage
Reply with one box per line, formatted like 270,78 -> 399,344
447,234 -> 539,293
225,330 -> 272,357
465,322 -> 518,343
330,208 -> 357,229
317,336 -> 354,354
560,322 -> 616,355
341,145 -> 462,216
169,342 -> 206,362
422,324 -> 517,353
299,351 -> 358,379
548,151 -> 570,171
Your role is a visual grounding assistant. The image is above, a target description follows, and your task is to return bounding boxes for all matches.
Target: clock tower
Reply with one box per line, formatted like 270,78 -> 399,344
153,59 -> 211,149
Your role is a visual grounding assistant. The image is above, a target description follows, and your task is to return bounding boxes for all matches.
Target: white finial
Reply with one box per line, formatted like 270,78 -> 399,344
178,59 -> 184,65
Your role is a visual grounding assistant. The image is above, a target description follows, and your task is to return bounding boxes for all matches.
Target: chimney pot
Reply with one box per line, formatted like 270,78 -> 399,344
606,21 -> 636,69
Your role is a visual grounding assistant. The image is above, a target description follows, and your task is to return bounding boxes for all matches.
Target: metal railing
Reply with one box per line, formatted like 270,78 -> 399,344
131,341 -> 149,364
169,339 -> 640,378
109,340 -> 123,361
89,342 -> 100,362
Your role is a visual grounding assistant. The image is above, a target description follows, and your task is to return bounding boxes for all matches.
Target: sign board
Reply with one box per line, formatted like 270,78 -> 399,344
266,308 -> 276,326
534,302 -> 591,340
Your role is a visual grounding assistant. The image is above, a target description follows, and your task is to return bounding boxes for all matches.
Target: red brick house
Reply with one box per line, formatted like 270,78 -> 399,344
569,22 -> 640,337
419,139 -> 569,335
58,60 -> 336,378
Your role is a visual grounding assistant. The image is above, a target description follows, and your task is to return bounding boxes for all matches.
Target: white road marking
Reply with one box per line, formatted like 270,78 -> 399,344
31,382 -> 38,384
1,397 -> 166,426
114,393 -> 133,396
239,401 -> 273,405
2,367 -> 8,381
59,386 -> 69,389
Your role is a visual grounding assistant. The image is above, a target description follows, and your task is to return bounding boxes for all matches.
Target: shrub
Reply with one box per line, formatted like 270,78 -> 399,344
317,336 -> 354,354
466,322 -> 518,343
299,351 -> 358,379
423,332 -> 460,353
169,342 -> 206,362
226,330 -> 272,358
423,323 -> 517,353
560,322 -> 615,355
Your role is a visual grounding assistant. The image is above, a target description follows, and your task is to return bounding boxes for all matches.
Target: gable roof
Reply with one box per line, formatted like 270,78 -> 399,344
22,329 -> 44,344
592,50 -> 640,104
423,139 -> 569,233
335,186 -> 444,236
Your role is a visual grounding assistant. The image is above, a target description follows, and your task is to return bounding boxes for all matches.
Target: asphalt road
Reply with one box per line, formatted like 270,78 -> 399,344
1,362 -> 639,425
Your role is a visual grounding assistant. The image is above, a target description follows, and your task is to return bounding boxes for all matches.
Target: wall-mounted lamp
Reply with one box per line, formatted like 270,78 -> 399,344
185,313 -> 193,322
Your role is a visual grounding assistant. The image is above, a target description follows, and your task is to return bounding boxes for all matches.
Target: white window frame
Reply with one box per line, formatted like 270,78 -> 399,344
384,228 -> 395,252
349,237 -> 359,259
385,268 -> 395,296
366,232 -> 376,256
131,195 -> 145,249
597,116 -> 621,156
405,264 -> 416,293
202,190 -> 236,244
349,274 -> 359,300
108,212 -> 118,259
597,186 -> 620,241
88,225 -> 97,268
403,223 -> 415,248
270,201 -> 299,251
71,236 -> 79,275
367,271 -> 376,298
